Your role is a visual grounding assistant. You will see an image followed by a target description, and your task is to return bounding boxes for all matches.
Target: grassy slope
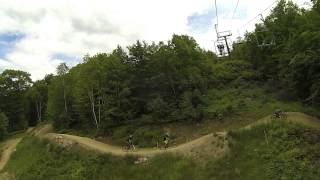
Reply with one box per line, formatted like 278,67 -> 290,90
205,120 -> 320,179
3,85 -> 320,179
4,136 -> 200,180
4,113 -> 320,179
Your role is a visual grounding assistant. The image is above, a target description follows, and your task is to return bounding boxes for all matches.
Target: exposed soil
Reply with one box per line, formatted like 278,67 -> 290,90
0,138 -> 22,171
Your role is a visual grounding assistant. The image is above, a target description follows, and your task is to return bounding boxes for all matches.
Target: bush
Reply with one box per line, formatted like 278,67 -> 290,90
133,127 -> 163,147
147,96 -> 170,120
0,112 -> 9,140
54,112 -> 72,129
276,88 -> 298,101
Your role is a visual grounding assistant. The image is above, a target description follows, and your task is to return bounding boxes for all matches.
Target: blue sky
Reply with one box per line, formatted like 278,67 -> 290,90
187,8 -> 216,33
51,53 -> 81,67
187,4 -> 248,34
0,33 -> 24,59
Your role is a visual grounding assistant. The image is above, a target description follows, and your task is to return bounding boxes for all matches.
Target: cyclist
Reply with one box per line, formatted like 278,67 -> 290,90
126,134 -> 135,150
163,133 -> 170,149
273,109 -> 282,119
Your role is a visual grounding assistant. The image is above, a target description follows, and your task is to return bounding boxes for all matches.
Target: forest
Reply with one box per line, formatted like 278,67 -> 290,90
0,0 -> 319,139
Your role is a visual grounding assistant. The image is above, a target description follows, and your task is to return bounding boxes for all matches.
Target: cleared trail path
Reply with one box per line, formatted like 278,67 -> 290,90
43,112 -> 320,157
0,138 -> 22,171
46,132 -> 228,158
242,112 -> 320,130
0,128 -> 33,171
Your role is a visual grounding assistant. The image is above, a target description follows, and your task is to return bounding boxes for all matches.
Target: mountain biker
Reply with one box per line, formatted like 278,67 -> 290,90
163,133 -> 170,149
273,109 -> 282,119
126,134 -> 135,150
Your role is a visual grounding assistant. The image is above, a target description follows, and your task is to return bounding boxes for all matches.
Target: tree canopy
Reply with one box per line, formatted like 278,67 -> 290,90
232,0 -> 320,103
0,0 -> 318,136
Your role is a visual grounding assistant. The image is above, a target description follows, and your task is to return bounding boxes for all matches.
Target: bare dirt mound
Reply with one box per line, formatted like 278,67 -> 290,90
32,124 -> 53,136
287,112 -> 320,128
242,112 -> 320,130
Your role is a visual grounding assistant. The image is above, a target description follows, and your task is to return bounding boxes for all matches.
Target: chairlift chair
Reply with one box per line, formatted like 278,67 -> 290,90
255,29 -> 276,48
216,41 -> 226,56
255,14 -> 276,48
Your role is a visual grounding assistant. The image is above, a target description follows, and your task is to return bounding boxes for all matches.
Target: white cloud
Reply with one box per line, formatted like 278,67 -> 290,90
0,0 -> 308,80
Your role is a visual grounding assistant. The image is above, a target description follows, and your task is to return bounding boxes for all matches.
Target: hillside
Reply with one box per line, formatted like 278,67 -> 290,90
0,0 -> 319,179
0,112 -> 319,179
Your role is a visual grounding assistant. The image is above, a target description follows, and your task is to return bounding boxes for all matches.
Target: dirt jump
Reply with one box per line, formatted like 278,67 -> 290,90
242,112 -> 320,130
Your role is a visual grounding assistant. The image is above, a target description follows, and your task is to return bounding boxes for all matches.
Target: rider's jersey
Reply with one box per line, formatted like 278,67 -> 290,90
163,135 -> 169,143
127,137 -> 133,144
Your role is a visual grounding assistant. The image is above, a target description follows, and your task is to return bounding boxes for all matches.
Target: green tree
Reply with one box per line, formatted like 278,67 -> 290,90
25,77 -> 51,125
0,70 -> 32,131
232,0 -> 320,104
56,63 -> 69,113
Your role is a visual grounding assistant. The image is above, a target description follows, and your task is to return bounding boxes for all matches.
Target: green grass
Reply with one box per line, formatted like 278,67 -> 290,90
4,135 -> 200,180
4,118 -> 320,179
205,120 -> 320,179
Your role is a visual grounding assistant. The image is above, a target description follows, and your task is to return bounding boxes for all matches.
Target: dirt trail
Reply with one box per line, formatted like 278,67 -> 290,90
46,132 -> 228,158
242,112 -> 320,130
0,127 -> 34,171
44,112 -> 320,157
0,112 -> 316,170
0,138 -> 22,171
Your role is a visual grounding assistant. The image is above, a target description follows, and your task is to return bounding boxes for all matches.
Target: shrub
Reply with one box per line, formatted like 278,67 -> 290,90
0,112 -> 9,140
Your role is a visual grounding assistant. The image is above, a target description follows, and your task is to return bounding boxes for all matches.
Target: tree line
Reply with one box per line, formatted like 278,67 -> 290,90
0,0 -> 319,138
47,35 -> 223,132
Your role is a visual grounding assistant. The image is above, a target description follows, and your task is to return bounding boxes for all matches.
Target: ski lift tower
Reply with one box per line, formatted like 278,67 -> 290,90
214,24 -> 232,57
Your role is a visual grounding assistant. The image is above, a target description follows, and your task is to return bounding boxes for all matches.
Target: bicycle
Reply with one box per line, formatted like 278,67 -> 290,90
271,110 -> 287,120
122,142 -> 136,151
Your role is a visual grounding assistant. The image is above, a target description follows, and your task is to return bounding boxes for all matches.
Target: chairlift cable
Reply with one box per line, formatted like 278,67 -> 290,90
214,0 -> 219,26
232,0 -> 240,19
237,0 -> 279,31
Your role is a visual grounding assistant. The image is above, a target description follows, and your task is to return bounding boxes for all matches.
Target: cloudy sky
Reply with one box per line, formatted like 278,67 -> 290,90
0,0 -> 309,80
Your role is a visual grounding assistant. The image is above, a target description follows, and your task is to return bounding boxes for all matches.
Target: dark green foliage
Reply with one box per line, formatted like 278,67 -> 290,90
0,112 -> 9,139
46,35 -> 223,133
25,74 -> 53,126
0,69 -> 32,131
232,0 -> 320,105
